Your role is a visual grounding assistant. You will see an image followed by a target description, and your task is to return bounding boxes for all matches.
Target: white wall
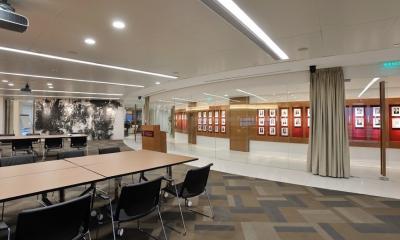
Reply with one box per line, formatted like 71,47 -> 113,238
0,97 -> 4,134
111,107 -> 125,140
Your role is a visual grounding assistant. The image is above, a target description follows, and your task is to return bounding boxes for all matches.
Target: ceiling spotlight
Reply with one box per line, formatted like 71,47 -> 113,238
155,81 -> 161,85
84,38 -> 96,45
47,82 -> 53,86
48,86 -> 54,89
1,79 -> 8,83
8,83 -> 14,86
224,94 -> 229,97
112,20 -> 126,29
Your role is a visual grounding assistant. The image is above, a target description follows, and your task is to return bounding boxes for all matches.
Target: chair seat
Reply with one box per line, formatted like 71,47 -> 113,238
163,182 -> 184,197
109,203 -> 156,223
0,221 -> 9,230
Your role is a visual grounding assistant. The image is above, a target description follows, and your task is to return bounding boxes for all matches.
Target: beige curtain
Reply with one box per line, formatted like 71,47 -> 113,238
307,67 -> 350,178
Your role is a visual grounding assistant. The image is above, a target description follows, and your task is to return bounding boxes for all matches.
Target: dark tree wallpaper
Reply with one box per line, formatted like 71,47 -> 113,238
35,99 -> 121,140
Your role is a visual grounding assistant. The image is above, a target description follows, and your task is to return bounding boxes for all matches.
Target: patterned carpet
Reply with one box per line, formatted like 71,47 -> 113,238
1,140 -> 400,240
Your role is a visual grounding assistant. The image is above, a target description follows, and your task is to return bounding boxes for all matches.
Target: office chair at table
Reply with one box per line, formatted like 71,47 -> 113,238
109,177 -> 167,240
162,163 -> 214,235
98,147 -> 120,155
57,149 -> 85,160
43,137 -> 63,160
14,194 -> 92,240
0,155 -> 36,167
11,139 -> 34,156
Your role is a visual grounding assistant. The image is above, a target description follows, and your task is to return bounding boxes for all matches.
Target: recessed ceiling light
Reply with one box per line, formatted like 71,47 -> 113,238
2,79 -> 8,83
48,86 -> 54,89
8,83 -> 14,86
84,38 -> 96,45
0,71 -> 144,88
0,87 -> 123,96
224,94 -> 229,97
0,94 -> 120,100
112,20 -> 126,29
47,82 -> 53,86
155,81 -> 161,85
0,46 -> 177,79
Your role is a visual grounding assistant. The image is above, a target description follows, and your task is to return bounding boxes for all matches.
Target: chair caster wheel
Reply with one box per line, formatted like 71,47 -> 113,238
117,228 -> 124,237
187,200 -> 193,207
164,192 -> 169,198
90,210 -> 97,217
97,213 -> 104,221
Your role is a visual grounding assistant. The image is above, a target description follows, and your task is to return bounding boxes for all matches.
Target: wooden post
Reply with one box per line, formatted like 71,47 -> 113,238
380,81 -> 388,180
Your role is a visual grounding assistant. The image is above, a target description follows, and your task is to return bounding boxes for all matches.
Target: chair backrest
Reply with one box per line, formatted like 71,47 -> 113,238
44,138 -> 63,149
49,130 -> 64,135
0,155 -> 36,167
116,177 -> 163,220
12,139 -> 33,151
70,137 -> 87,148
98,147 -> 120,155
15,194 -> 92,240
26,133 -> 41,143
57,150 -> 85,160
180,164 -> 213,198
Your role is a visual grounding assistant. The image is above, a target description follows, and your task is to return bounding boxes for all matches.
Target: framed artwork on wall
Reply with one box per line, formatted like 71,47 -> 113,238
355,117 -> 364,128
215,126 -> 219,132
198,112 -> 201,118
281,118 -> 288,127
208,118 -> 212,125
307,108 -> 310,117
269,109 -> 276,117
221,126 -> 226,133
203,125 -> 207,131
198,125 -> 202,131
293,108 -> 301,117
392,106 -> 400,116
269,118 -> 276,126
198,118 -> 202,124
221,110 -> 226,118
208,111 -> 213,117
258,118 -> 265,126
281,109 -> 288,117
215,111 -> 219,118
269,127 -> 276,136
373,118 -> 381,128
307,118 -> 310,128
208,125 -> 213,132
258,127 -> 265,135
354,107 -> 364,117
202,118 -> 207,125
392,118 -> 400,129
215,118 -> 219,124
221,118 -> 226,126
258,109 -> 265,118
294,118 -> 301,127
203,112 -> 207,118
281,127 -> 288,136
373,107 -> 380,117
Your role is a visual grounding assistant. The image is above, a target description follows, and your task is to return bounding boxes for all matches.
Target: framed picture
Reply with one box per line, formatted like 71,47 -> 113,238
355,117 -> 364,128
269,118 -> 276,126
307,108 -> 311,117
269,127 -> 276,136
203,112 -> 207,118
215,118 -> 219,124
258,118 -> 265,126
258,127 -> 265,135
307,118 -> 310,128
221,126 -> 226,133
209,111 -> 213,118
294,118 -> 302,127
373,118 -> 380,128
221,110 -> 226,118
281,127 -> 288,136
198,112 -> 202,118
258,109 -> 265,118
208,118 -> 212,125
392,118 -> 400,129
392,106 -> 400,116
203,125 -> 207,131
198,125 -> 202,131
202,118 -> 207,125
281,109 -> 288,117
221,118 -> 226,126
281,118 -> 288,127
354,107 -> 364,117
208,126 -> 212,132
198,118 -> 202,124
372,107 -> 380,117
215,111 -> 219,118
215,126 -> 219,133
293,108 -> 301,117
269,109 -> 276,117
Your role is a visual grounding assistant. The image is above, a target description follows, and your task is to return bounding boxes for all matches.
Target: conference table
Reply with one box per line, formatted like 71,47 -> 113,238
0,134 -> 88,141
0,150 -> 198,219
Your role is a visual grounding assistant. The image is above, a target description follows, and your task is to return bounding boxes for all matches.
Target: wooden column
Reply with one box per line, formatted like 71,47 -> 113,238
380,81 -> 388,179
229,97 -> 250,152
170,106 -> 175,138
143,96 -> 150,125
187,102 -> 197,144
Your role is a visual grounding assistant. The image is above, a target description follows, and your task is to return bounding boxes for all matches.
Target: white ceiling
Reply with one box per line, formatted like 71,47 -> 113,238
0,0 -> 400,103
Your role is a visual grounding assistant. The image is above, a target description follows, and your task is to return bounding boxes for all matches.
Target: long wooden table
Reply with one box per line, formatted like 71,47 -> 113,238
0,134 -> 87,141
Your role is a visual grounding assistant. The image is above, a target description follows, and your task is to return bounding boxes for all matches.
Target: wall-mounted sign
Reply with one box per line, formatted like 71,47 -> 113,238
142,131 -> 154,137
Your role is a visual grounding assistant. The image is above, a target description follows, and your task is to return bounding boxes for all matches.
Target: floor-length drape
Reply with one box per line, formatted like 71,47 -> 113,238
307,67 -> 350,178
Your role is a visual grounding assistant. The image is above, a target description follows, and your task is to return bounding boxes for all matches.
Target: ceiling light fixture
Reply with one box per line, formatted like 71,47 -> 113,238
236,89 -> 267,101
0,88 -> 123,96
47,82 -> 53,86
172,97 -> 194,102
0,94 -> 120,100
200,0 -> 289,60
112,20 -> 126,29
8,83 -> 14,86
358,77 -> 381,98
48,86 -> 54,89
84,38 -> 96,45
155,81 -> 161,85
0,46 -> 178,79
0,71 -> 144,88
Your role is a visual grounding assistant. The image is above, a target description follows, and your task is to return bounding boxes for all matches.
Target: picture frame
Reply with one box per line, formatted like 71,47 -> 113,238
392,118 -> 400,129
269,127 -> 276,136
258,109 -> 265,118
197,118 -> 202,124
208,125 -> 213,132
269,118 -> 276,126
215,111 -> 219,118
208,118 -> 212,125
215,126 -> 219,133
269,109 -> 276,117
392,106 -> 400,117
294,118 -> 302,127
203,112 -> 207,118
221,126 -> 226,133
215,118 -> 219,125
281,109 -> 288,117
198,125 -> 202,131
202,118 -> 207,125
307,118 -> 310,128
355,117 -> 364,128
221,118 -> 226,126
372,107 -> 380,117
258,127 -> 265,135
198,112 -> 202,118
281,118 -> 288,127
221,110 -> 226,118
293,108 -> 301,117
208,111 -> 213,118
354,107 -> 364,117
373,118 -> 380,128
203,125 -> 207,131
307,108 -> 310,117
258,118 -> 265,126
281,127 -> 288,136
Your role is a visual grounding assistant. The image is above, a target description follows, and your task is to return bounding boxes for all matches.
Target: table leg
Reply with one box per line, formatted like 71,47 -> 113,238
59,189 -> 65,202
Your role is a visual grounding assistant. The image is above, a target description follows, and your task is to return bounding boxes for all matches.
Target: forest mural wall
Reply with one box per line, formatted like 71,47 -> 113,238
35,99 -> 121,140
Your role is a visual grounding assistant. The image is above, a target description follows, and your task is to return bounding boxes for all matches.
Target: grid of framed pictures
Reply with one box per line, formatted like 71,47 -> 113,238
372,106 -> 380,129
221,110 -> 226,133
392,106 -> 400,129
293,108 -> 302,128
280,108 -> 289,136
354,106 -> 365,128
257,109 -> 265,135
307,107 -> 311,128
269,109 -> 276,136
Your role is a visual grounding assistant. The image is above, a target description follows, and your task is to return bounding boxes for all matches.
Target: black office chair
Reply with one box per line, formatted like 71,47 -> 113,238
109,177 -> 167,240
70,137 -> 87,149
57,150 -> 85,160
98,147 -> 120,155
26,133 -> 41,144
0,134 -> 15,147
43,138 -> 63,159
0,221 -> 10,240
162,164 -> 214,235
14,194 -> 92,240
12,139 -> 34,156
0,155 -> 36,167
49,130 -> 64,135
